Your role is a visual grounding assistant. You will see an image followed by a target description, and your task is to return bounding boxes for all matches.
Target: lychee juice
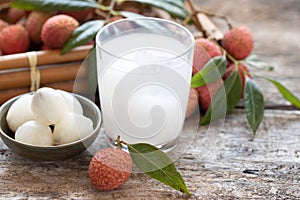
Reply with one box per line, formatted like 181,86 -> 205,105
97,32 -> 193,149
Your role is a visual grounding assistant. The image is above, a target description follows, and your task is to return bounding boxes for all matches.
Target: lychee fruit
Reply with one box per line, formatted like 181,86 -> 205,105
223,63 -> 251,96
61,8 -> 94,22
88,148 -> 133,191
193,38 -> 222,75
8,8 -> 27,24
197,79 -> 223,111
109,15 -> 124,23
185,88 -> 199,118
0,25 -> 30,55
222,26 -> 254,60
41,14 -> 79,49
26,11 -> 52,44
0,19 -> 9,32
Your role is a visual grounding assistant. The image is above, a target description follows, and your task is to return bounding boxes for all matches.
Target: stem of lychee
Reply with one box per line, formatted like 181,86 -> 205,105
116,135 -> 123,149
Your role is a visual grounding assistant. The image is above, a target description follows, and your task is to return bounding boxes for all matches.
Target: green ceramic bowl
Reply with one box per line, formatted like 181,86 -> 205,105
0,93 -> 101,161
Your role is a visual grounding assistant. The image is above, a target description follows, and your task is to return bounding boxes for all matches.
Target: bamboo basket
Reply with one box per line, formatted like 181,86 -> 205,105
0,1 -> 222,104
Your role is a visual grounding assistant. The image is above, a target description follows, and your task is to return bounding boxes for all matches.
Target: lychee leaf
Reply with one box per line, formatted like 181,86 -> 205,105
120,0 -> 188,19
127,143 -> 190,195
244,55 -> 274,71
244,78 -> 264,135
262,77 -> 300,109
12,0 -> 100,12
119,11 -> 144,18
191,56 -> 227,88
61,20 -> 104,55
201,70 -> 242,125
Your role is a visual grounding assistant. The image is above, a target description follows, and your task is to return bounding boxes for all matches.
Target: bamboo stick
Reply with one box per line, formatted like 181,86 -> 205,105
0,62 -> 88,90
0,79 -> 89,105
185,1 -> 223,40
0,45 -> 93,70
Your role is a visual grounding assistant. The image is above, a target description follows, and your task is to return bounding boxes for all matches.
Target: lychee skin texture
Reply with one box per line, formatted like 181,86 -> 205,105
193,38 -> 222,75
185,88 -> 199,118
26,12 -> 52,44
41,14 -> 79,49
222,26 -> 254,60
223,63 -> 251,97
0,25 -> 30,55
197,79 -> 223,111
8,8 -> 26,23
89,148 -> 133,191
0,19 -> 9,33
61,8 -> 94,22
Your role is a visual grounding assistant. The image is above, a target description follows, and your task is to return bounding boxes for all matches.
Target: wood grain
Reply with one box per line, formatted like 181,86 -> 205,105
0,110 -> 299,199
0,0 -> 299,199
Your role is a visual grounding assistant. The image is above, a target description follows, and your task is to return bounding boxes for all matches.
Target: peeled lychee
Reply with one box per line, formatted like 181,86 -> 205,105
193,38 -> 222,75
53,112 -> 93,144
0,25 -> 30,55
223,63 -> 251,96
222,26 -> 254,60
8,8 -> 26,23
89,148 -> 133,191
197,79 -> 223,111
26,11 -> 52,44
15,120 -> 53,146
6,94 -> 35,132
31,87 -> 69,125
41,14 -> 79,49
185,88 -> 199,118
0,19 -> 8,32
57,90 -> 83,115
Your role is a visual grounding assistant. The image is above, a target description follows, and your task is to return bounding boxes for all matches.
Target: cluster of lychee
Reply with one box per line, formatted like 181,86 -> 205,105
186,26 -> 254,118
0,7 -> 94,55
6,87 -> 94,146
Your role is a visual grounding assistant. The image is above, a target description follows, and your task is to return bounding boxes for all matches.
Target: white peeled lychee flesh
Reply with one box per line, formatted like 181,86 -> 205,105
31,87 -> 69,125
53,112 -> 94,145
15,120 -> 53,146
57,90 -> 83,115
6,94 -> 35,132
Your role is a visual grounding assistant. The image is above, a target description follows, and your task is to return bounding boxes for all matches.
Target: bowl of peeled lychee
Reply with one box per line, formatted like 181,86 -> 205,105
0,87 -> 101,161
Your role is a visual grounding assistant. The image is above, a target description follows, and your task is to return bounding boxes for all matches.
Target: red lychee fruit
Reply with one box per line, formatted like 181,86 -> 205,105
0,19 -> 9,32
193,38 -> 222,75
0,25 -> 30,55
185,88 -> 199,118
223,63 -> 251,96
41,14 -> 79,49
61,8 -> 94,22
109,16 -> 125,23
26,12 -> 52,44
222,26 -> 254,60
8,8 -> 27,23
88,148 -> 133,191
197,79 -> 223,111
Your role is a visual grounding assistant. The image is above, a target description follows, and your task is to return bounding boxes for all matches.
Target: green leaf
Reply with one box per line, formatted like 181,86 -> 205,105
121,0 -> 189,19
12,0 -> 99,12
191,56 -> 227,88
244,55 -> 274,71
201,70 -> 242,125
119,11 -> 144,18
127,143 -> 190,195
161,0 -> 185,8
262,77 -> 300,109
244,78 -> 264,135
61,20 -> 104,54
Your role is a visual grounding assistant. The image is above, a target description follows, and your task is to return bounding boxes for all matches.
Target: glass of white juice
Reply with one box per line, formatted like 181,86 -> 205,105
96,17 -> 195,151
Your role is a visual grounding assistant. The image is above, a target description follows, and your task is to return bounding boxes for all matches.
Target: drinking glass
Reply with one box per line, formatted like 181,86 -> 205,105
96,17 -> 194,151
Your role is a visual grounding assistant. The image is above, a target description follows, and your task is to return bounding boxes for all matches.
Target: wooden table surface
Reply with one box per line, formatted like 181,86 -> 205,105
1,0 -> 300,199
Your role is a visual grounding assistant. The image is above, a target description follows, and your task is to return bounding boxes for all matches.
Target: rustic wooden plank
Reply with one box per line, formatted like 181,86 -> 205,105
0,110 -> 299,199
